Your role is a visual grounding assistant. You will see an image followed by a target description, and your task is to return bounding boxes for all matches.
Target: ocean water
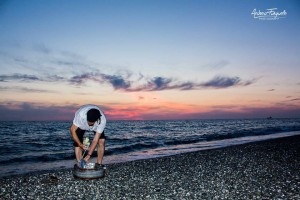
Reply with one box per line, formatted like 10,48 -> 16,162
0,119 -> 300,177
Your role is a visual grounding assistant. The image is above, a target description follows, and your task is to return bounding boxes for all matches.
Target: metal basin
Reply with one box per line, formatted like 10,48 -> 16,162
73,163 -> 105,180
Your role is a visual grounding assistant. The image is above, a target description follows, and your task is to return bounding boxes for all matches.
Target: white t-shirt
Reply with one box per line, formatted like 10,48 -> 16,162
73,104 -> 106,133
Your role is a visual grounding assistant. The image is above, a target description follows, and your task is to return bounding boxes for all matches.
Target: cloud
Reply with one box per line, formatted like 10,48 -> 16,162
1,43 -> 256,92
0,73 -> 65,82
0,101 -> 118,121
0,101 -> 300,121
202,60 -> 229,70
0,86 -> 56,93
0,102 -> 78,121
0,43 -> 98,75
1,71 -> 256,93
185,107 -> 300,119
106,103 -> 300,120
287,98 -> 300,102
144,78 -> 192,91
0,42 -> 256,91
68,72 -> 132,90
68,72 -> 256,92
199,76 -> 255,88
124,76 -> 256,92
101,74 -> 131,90
200,76 -> 240,88
52,60 -> 86,67
44,75 -> 65,82
33,43 -> 51,54
69,73 -> 98,85
126,77 -> 174,91
0,73 -> 40,82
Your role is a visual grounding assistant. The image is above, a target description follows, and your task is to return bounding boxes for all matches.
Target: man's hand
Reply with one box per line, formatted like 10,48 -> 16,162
79,143 -> 88,151
84,155 -> 91,162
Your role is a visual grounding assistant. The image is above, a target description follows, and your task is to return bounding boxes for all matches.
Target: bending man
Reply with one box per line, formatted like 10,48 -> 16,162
70,104 -> 106,168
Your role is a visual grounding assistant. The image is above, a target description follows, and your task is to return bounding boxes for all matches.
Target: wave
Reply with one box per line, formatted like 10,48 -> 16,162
105,142 -> 161,156
165,126 -> 300,146
0,153 -> 75,165
1,119 -> 300,167
164,138 -> 205,146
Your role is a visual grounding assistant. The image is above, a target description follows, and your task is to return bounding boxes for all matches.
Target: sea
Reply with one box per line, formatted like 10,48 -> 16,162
1,118 -> 300,177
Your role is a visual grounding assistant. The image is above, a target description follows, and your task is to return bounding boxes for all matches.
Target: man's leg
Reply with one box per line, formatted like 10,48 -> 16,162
75,147 -> 82,162
97,132 -> 106,164
72,127 -> 85,162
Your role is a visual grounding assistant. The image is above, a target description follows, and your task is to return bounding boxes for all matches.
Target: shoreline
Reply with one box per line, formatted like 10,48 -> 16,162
1,135 -> 300,199
1,130 -> 300,178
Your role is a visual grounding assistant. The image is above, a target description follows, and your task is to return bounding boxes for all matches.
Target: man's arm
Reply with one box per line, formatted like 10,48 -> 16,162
70,124 -> 88,150
97,113 -> 106,134
84,132 -> 100,161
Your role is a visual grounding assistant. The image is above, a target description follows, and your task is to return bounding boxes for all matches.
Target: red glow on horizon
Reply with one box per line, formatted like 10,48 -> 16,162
0,101 -> 300,121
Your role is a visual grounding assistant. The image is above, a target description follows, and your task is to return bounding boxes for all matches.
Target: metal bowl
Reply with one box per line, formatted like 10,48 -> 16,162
73,163 -> 105,180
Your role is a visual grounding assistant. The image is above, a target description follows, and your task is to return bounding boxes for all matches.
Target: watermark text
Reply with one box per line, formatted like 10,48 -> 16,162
251,8 -> 287,20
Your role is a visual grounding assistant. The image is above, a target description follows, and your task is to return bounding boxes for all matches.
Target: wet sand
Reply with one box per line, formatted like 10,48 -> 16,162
1,135 -> 300,199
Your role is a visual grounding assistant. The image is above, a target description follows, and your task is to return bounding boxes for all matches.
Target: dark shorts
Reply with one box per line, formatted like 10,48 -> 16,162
73,127 -> 106,147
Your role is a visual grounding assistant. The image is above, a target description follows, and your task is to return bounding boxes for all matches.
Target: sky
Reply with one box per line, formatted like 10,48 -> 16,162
0,0 -> 300,121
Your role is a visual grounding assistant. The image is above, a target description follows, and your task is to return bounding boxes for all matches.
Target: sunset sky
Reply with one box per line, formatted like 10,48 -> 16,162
0,0 -> 300,121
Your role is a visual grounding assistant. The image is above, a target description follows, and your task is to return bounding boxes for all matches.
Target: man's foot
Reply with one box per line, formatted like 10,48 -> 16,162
95,163 -> 106,170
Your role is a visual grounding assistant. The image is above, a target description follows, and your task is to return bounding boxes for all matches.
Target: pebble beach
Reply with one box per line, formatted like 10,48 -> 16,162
1,135 -> 299,200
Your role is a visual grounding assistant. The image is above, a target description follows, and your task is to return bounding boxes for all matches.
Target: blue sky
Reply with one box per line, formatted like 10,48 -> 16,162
0,0 -> 299,120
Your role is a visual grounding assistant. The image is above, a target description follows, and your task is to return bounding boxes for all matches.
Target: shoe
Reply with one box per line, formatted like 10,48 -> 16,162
95,163 -> 106,170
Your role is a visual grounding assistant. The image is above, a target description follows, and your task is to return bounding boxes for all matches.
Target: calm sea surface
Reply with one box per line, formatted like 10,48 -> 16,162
0,119 -> 300,177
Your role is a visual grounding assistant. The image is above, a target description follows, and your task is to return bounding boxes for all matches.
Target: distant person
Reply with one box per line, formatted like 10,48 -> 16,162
70,104 -> 106,169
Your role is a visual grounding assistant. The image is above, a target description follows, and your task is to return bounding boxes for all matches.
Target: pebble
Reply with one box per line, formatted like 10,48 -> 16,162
0,135 -> 300,199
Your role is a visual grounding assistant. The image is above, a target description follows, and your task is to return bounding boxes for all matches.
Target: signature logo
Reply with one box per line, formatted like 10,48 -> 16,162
251,8 -> 287,20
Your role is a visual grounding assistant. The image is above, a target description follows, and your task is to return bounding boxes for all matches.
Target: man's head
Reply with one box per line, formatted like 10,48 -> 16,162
87,109 -> 101,125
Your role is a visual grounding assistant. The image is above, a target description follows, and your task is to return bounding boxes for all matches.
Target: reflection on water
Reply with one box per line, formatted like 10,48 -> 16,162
104,131 -> 300,164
